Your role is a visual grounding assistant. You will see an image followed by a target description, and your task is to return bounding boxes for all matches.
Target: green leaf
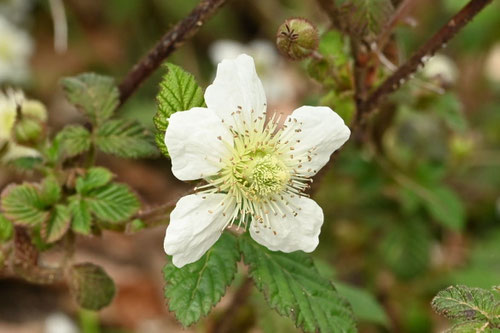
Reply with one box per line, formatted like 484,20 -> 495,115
69,262 -> 116,310
335,282 -> 389,326
163,233 -> 240,327
154,63 -> 205,157
381,219 -> 430,279
431,285 -> 500,329
240,235 -> 356,333
96,119 -> 158,158
338,0 -> 394,38
57,125 -> 92,158
0,214 -> 14,242
61,73 -> 119,125
424,185 -> 466,230
69,198 -> 92,235
39,176 -> 61,207
42,205 -> 71,243
434,92 -> 467,132
85,183 -> 140,223
76,167 -> 114,194
1,183 -> 49,226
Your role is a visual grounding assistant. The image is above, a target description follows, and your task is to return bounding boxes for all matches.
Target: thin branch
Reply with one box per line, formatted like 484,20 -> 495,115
359,0 -> 493,119
118,0 -> 228,104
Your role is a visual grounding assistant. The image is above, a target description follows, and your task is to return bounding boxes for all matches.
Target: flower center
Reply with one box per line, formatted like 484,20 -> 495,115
238,152 -> 290,200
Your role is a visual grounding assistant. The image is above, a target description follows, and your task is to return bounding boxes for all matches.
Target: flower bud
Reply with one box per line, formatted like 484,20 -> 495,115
276,18 -> 318,61
14,118 -> 43,143
22,100 -> 47,122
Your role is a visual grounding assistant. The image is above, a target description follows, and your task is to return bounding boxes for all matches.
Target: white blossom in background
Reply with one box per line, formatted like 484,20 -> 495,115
0,0 -> 34,24
44,312 -> 79,333
163,54 -> 350,267
209,40 -> 294,104
0,89 -> 44,163
422,54 -> 458,85
484,43 -> 500,83
0,16 -> 33,83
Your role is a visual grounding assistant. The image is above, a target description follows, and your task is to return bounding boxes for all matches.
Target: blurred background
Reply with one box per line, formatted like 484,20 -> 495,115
0,0 -> 499,332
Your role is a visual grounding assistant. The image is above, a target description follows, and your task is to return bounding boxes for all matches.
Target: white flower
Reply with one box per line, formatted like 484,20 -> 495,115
484,43 -> 500,83
0,0 -> 34,24
422,54 -> 458,84
0,16 -> 33,83
0,89 -> 43,163
209,40 -> 294,104
163,54 -> 350,267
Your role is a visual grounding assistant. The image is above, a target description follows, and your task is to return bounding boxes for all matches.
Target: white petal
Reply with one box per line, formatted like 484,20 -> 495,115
250,195 -> 324,253
2,144 -> 40,162
283,106 -> 350,176
205,54 -> 267,129
164,193 -> 233,268
165,107 -> 233,181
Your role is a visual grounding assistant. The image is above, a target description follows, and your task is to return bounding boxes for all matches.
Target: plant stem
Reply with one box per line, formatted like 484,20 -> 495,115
118,0 -> 228,105
358,0 -> 493,119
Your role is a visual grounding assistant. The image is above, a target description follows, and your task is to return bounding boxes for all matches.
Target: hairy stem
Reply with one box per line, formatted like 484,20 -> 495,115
359,0 -> 493,119
118,0 -> 228,104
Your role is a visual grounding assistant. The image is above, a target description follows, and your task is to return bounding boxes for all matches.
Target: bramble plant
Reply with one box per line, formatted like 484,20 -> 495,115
0,0 -> 499,332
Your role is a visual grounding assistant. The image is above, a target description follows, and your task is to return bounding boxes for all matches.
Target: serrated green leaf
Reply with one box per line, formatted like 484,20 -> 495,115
57,125 -> 92,158
0,214 -> 13,242
42,205 -> 71,243
39,176 -> 61,207
154,63 -> 205,157
240,235 -> 356,333
69,262 -> 116,310
69,198 -> 92,235
61,73 -> 119,125
76,167 -> 114,195
381,219 -> 430,279
96,119 -> 158,158
431,285 -> 500,329
155,132 -> 169,157
338,0 -> 394,38
163,233 -> 240,327
1,183 -> 49,226
85,183 -> 139,223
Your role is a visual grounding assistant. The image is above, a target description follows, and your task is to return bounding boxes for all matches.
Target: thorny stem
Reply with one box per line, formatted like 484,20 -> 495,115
358,0 -> 494,121
118,0 -> 228,105
310,0 -> 493,195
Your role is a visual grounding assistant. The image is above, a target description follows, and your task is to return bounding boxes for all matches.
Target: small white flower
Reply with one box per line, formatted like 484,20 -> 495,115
0,16 -> 33,83
163,54 -> 350,267
0,89 -> 43,162
209,40 -> 294,103
422,54 -> 458,85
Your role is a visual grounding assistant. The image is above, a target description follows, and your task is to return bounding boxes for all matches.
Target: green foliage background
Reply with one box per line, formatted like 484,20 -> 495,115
0,0 -> 499,332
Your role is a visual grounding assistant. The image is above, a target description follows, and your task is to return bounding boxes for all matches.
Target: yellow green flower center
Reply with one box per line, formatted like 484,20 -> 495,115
235,152 -> 290,201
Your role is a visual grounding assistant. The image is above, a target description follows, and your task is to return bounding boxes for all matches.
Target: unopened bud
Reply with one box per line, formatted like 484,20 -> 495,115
14,118 -> 43,143
22,100 -> 47,122
276,18 -> 318,61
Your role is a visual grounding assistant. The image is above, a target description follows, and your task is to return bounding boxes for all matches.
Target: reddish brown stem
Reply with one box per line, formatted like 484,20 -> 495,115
118,0 -> 228,104
358,0 -> 493,119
